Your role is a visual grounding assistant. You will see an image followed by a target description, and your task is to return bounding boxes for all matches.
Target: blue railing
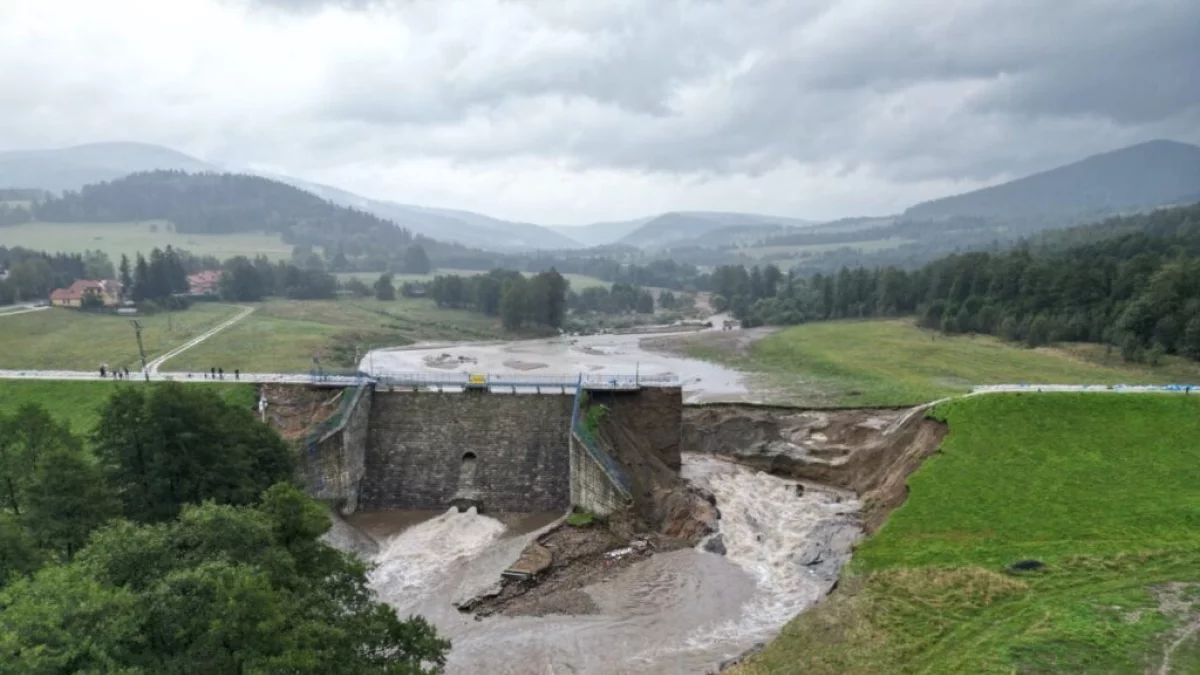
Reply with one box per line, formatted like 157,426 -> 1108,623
570,381 -> 633,497
373,371 -> 677,391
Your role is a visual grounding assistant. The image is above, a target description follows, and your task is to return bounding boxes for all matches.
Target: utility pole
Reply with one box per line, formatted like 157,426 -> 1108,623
129,319 -> 149,381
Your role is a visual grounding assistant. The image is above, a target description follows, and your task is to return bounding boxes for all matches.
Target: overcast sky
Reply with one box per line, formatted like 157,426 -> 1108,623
2,0 -> 1198,225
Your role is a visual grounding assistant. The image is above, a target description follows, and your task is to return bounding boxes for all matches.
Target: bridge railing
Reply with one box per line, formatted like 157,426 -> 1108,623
372,371 -> 679,391
570,381 -> 633,498
309,369 -> 372,386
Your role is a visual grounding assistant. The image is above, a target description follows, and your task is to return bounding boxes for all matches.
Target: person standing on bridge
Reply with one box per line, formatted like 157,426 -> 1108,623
218,367 -> 224,379
99,364 -> 107,378
234,369 -> 240,380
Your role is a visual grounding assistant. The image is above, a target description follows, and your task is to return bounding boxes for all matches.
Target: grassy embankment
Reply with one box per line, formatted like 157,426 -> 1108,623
736,393 -> 1200,674
0,297 -> 533,373
684,319 -> 1200,406
0,221 -> 296,261
0,379 -> 255,433
165,297 -> 530,372
0,303 -> 242,371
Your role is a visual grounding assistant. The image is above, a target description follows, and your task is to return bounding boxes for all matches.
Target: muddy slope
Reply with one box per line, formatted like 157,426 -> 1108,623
682,404 -> 946,533
258,383 -> 347,440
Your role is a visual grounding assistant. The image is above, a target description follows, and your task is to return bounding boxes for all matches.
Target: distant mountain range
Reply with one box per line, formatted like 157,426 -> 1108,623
905,140 -> 1200,220
0,142 -> 218,193
0,142 -> 824,252
3,139 -> 1200,255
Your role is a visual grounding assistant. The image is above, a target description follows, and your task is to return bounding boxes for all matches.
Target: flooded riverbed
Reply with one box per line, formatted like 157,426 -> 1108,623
361,329 -> 748,403
333,454 -> 861,674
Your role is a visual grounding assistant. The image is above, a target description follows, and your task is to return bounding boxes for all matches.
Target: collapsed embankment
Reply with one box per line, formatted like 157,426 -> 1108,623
464,388 -> 719,617
682,403 -> 946,533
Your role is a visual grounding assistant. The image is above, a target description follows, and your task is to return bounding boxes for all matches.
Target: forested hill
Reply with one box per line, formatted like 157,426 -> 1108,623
721,201 -> 1200,364
28,170 -> 464,260
905,140 -> 1200,220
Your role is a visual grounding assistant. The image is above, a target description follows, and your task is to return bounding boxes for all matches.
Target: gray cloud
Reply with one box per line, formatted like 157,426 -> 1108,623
1,0 -> 1198,223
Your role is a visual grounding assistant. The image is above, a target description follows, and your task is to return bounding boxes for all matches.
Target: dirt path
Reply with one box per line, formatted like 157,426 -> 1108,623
0,305 -> 50,318
146,305 -> 255,374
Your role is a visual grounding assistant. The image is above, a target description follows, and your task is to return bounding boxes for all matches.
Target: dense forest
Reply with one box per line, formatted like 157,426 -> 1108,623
0,384 -> 448,672
715,202 -> 1200,364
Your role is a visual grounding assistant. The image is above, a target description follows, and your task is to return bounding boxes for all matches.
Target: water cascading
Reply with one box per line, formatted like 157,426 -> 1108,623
450,451 -> 483,512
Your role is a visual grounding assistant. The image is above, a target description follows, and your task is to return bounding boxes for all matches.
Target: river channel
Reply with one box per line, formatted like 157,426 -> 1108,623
331,454 -> 861,674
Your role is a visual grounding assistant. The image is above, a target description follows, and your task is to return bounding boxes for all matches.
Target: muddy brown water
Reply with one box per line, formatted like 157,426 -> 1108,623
327,454 -> 861,674
361,325 -> 750,404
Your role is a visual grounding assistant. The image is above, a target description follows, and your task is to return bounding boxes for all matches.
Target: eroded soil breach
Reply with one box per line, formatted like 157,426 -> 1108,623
682,404 -> 946,533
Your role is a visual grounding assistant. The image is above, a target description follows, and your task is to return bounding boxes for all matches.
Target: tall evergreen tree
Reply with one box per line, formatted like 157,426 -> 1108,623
118,254 -> 133,298
132,253 -> 151,302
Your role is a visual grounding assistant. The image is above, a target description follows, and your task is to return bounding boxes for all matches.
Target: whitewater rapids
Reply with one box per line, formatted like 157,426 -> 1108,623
343,454 -> 861,674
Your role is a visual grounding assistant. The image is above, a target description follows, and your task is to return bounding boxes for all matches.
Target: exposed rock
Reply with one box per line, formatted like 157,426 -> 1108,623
682,404 -> 947,532
703,534 -> 727,555
654,484 -> 719,543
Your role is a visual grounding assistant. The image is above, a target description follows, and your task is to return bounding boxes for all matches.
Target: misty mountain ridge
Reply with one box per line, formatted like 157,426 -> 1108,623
0,142 -> 218,194
613,211 -> 815,249
905,139 -> 1200,220
4,139 -> 1200,256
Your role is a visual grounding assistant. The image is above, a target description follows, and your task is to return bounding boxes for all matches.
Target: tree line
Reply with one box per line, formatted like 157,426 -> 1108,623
0,383 -> 448,673
718,202 -> 1200,364
424,269 -> 569,330
219,255 -> 339,302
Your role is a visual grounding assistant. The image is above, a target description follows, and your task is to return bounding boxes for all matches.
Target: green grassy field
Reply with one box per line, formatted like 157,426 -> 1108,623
737,393 -> 1200,674
336,270 -> 610,291
0,380 -> 255,433
0,304 -> 242,371
166,297 -> 527,372
736,238 -> 912,259
686,319 -> 1200,406
0,221 -> 296,261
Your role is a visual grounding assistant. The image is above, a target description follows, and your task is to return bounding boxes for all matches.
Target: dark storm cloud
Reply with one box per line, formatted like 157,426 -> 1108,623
4,0 -> 1199,223
300,0 -> 1200,183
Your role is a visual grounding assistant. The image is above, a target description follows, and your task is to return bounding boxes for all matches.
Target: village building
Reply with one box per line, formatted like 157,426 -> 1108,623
49,279 -> 123,308
187,269 -> 222,296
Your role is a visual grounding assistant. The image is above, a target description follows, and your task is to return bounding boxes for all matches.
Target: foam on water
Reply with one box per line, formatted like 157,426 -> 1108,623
369,507 -> 507,609
349,456 -> 861,673
674,455 -> 861,652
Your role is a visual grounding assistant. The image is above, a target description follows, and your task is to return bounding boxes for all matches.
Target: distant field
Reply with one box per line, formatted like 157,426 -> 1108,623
682,319 -> 1200,406
736,238 -> 911,259
737,393 -> 1200,674
0,303 -> 242,371
337,270 -> 610,291
0,221 -> 296,260
166,297 -> 530,372
0,380 -> 254,433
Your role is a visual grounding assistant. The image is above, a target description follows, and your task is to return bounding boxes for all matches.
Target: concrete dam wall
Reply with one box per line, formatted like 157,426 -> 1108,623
362,392 -> 573,513
298,385 -> 682,515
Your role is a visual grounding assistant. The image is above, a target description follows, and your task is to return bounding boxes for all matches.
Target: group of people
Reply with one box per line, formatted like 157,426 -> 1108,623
98,364 -> 131,379
97,364 -> 241,381
204,367 -> 239,380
